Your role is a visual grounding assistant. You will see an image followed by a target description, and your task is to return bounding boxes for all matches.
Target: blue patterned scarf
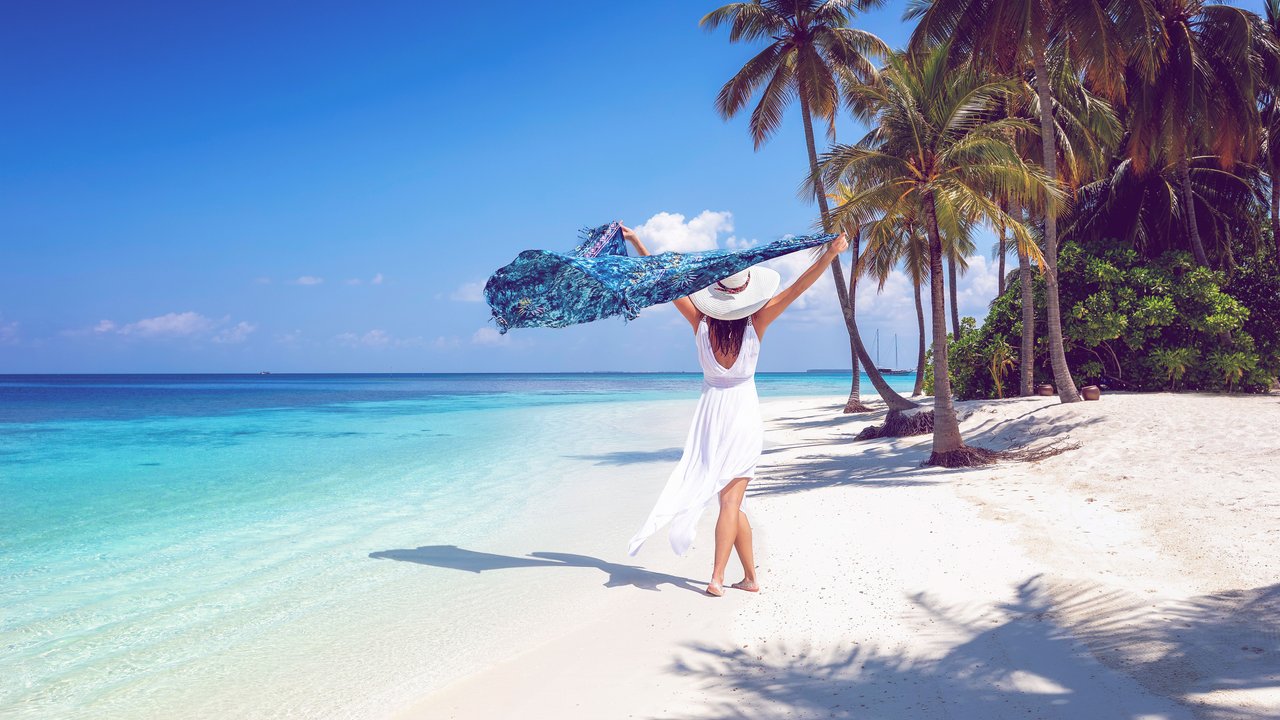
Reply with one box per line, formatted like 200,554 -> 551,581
484,221 -> 834,333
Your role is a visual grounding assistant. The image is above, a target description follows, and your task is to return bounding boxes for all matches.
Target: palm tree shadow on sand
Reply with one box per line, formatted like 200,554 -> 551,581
369,545 -> 705,595
663,576 -> 1280,719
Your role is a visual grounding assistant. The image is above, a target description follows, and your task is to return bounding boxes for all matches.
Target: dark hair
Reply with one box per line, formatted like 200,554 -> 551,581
707,316 -> 749,360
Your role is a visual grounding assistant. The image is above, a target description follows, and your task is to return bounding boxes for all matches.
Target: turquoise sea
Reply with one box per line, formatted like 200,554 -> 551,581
0,372 -> 914,718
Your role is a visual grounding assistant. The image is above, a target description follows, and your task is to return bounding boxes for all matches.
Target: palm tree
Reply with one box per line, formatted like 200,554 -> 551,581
1006,54 -> 1121,392
1265,104 -> 1280,264
1125,0 -> 1275,268
997,199 -> 1049,397
906,0 -> 1155,404
1063,155 -> 1267,263
1259,0 -> 1280,263
826,188 -> 876,411
1015,206 -> 1037,395
822,46 -> 1057,466
858,196 -> 931,395
700,0 -> 919,415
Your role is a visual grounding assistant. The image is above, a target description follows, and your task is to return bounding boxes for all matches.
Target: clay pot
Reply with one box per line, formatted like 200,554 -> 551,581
1081,385 -> 1101,401
1036,383 -> 1055,396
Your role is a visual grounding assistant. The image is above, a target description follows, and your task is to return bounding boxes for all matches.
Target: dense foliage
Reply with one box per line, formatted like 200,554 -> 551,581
937,246 -> 1280,398
707,0 -> 1280,466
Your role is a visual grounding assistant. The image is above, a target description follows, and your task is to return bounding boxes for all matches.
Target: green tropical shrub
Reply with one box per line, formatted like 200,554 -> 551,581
1148,347 -> 1198,389
1206,350 -> 1257,392
935,241 -> 1278,399
1224,258 -> 1280,390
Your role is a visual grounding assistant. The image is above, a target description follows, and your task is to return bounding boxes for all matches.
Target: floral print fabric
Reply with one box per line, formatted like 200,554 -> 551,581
484,221 -> 834,333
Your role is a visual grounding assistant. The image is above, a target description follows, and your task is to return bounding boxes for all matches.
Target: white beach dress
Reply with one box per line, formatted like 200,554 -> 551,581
628,316 -> 763,556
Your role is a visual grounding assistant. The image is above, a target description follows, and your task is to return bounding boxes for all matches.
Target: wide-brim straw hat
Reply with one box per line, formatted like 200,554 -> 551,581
690,266 -> 780,321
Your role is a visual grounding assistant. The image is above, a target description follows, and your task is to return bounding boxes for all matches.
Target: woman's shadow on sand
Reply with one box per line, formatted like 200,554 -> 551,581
370,545 -> 705,595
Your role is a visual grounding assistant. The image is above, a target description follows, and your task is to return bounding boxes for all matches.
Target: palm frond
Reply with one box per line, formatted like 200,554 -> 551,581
714,41 -> 788,120
749,59 -> 799,148
700,2 -> 784,43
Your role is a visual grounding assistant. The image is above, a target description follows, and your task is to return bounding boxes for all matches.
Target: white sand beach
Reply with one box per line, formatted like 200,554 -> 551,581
400,391 -> 1279,719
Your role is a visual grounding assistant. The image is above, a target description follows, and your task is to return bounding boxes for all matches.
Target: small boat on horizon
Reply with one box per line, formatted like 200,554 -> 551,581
877,367 -> 914,376
871,331 -> 915,375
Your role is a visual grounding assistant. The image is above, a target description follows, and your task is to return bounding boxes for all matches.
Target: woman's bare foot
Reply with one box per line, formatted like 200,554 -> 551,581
705,579 -> 725,597
730,579 -> 759,593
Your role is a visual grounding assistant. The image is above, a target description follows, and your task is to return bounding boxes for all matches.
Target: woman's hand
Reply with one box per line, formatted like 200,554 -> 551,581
621,223 -> 696,328
824,232 -> 849,260
621,224 -> 653,258
753,231 -> 849,335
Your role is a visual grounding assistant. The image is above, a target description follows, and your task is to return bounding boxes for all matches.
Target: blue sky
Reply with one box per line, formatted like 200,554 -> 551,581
0,1 -> 1262,373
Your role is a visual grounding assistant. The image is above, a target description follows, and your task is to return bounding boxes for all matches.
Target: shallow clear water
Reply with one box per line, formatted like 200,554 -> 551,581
0,372 -> 914,718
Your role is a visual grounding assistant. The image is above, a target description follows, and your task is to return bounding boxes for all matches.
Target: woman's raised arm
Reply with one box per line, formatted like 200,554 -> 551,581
751,233 -> 848,338
621,224 -> 702,331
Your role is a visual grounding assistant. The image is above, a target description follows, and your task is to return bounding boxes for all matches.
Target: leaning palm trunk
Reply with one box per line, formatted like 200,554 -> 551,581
799,90 -> 913,414
922,193 -> 967,464
841,228 -> 870,412
1177,156 -> 1211,266
913,280 -> 927,396
831,258 -> 919,412
1031,29 -> 1081,404
946,254 -> 960,335
1018,247 -> 1035,396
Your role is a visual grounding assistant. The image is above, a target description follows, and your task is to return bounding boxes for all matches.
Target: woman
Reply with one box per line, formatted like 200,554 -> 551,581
621,224 -> 849,596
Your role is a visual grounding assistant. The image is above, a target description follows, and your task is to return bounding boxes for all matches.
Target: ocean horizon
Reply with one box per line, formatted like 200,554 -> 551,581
0,371 -> 914,718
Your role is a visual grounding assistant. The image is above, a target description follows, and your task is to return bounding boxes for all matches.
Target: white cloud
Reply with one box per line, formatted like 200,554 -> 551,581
335,329 -> 390,348
213,321 -> 257,344
277,329 -> 303,345
119,311 -> 216,338
83,312 -> 257,344
839,247 -> 1006,359
294,276 -> 324,286
623,210 -> 844,324
254,277 -> 272,285
450,281 -> 486,302
334,329 -> 423,348
433,335 -> 462,349
343,273 -> 384,287
855,267 -> 923,341
619,211 -> 1002,351
751,239 -> 1001,343
634,210 -> 734,253
471,327 -> 510,346
954,255 -> 1001,321
759,247 -> 842,323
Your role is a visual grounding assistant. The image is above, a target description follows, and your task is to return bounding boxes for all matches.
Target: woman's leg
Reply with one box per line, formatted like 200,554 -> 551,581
733,510 -> 757,587
710,478 -> 750,590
